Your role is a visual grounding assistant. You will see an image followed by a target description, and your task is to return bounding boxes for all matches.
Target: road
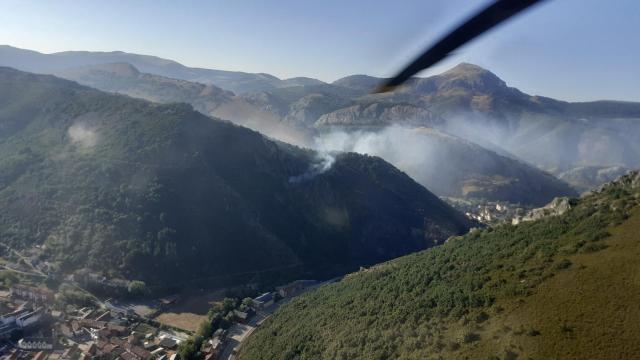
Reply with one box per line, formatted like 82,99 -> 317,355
217,300 -> 286,360
218,278 -> 340,360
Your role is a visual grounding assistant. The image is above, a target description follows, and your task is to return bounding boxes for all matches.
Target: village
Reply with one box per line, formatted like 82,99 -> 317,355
0,249 -> 327,360
444,198 -> 528,225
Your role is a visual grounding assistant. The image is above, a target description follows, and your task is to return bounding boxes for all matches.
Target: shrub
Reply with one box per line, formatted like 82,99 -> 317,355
554,259 -> 572,270
580,242 -> 608,253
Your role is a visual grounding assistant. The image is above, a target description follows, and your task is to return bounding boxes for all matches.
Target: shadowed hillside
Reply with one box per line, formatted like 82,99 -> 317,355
0,67 -> 474,288
239,171 -> 640,360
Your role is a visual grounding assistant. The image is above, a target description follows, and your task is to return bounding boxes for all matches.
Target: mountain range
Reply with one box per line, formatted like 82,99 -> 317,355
0,66 -> 473,287
0,45 -> 324,94
2,45 -> 638,203
10,46 -> 636,207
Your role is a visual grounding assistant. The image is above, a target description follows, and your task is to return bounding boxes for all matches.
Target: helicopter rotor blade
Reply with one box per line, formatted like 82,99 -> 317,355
375,0 -> 545,93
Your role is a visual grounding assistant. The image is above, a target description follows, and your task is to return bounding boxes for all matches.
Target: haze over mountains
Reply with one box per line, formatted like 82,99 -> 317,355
2,45 -> 639,205
0,67 -> 474,286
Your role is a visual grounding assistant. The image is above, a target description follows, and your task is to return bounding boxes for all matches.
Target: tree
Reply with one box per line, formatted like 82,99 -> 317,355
127,280 -> 148,297
222,297 -> 237,312
197,320 -> 213,339
178,336 -> 204,360
242,297 -> 254,308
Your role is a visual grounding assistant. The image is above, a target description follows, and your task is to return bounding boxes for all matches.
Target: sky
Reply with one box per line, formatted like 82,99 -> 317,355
1,0 -> 639,101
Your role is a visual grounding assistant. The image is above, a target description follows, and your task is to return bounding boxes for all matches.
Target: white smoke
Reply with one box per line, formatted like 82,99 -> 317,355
68,123 -> 99,149
313,125 -> 441,173
309,125 -> 461,195
288,151 -> 336,184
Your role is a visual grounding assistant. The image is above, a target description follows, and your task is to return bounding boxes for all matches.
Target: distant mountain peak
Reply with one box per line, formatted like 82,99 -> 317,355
331,74 -> 384,91
434,62 -> 507,93
444,62 -> 490,74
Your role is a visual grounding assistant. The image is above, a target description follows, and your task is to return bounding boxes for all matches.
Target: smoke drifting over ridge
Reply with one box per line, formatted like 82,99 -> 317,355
307,124 -> 580,205
288,151 -> 336,184
311,126 -> 452,193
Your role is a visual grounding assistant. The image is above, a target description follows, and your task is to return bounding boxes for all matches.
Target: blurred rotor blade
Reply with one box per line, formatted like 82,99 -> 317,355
375,0 -> 545,93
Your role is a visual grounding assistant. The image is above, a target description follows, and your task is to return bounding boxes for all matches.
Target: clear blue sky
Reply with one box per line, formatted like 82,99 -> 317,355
1,0 -> 639,101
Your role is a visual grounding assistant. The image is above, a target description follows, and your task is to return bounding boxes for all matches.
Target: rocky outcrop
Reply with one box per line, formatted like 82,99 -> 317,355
558,165 -> 630,193
283,93 -> 352,127
512,197 -> 576,225
315,103 -> 440,128
587,170 -> 640,195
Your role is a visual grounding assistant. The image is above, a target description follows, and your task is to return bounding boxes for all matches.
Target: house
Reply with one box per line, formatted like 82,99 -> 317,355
78,319 -> 105,329
156,337 -> 178,349
85,343 -> 98,356
18,337 -> 54,350
61,344 -> 79,360
129,345 -> 152,360
0,307 -> 44,336
150,348 -> 165,358
99,343 -> 123,358
50,310 -> 63,320
5,349 -> 18,360
232,309 -> 251,322
105,301 -> 134,318
108,323 -> 128,336
209,337 -> 222,352
10,285 -> 55,304
111,336 -> 128,348
33,351 -> 48,360
120,352 -> 137,360
15,308 -> 43,328
252,292 -> 275,309
95,311 -> 111,322
212,329 -> 225,339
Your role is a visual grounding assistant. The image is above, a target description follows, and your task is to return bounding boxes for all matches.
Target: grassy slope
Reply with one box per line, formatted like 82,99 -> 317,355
239,172 -> 640,360
451,206 -> 640,359
465,207 -> 640,359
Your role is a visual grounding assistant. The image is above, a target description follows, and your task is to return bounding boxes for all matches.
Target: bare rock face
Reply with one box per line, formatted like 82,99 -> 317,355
315,103 -> 439,128
586,170 -> 640,196
513,170 -> 640,225
512,197 -> 575,225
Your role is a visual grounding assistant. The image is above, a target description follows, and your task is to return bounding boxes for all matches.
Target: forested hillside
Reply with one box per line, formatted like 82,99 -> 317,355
239,171 -> 640,360
0,67 -> 473,287
42,61 -> 579,206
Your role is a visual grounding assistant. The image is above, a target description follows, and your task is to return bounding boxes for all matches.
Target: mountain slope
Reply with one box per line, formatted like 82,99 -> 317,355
239,171 -> 640,360
53,62 -> 311,145
0,67 -> 473,287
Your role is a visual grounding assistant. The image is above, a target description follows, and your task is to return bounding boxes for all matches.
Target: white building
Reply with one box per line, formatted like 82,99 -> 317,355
18,337 -> 54,350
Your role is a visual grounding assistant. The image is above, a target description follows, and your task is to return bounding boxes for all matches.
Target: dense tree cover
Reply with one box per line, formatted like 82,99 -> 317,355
0,67 -> 472,288
239,172 -> 640,360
